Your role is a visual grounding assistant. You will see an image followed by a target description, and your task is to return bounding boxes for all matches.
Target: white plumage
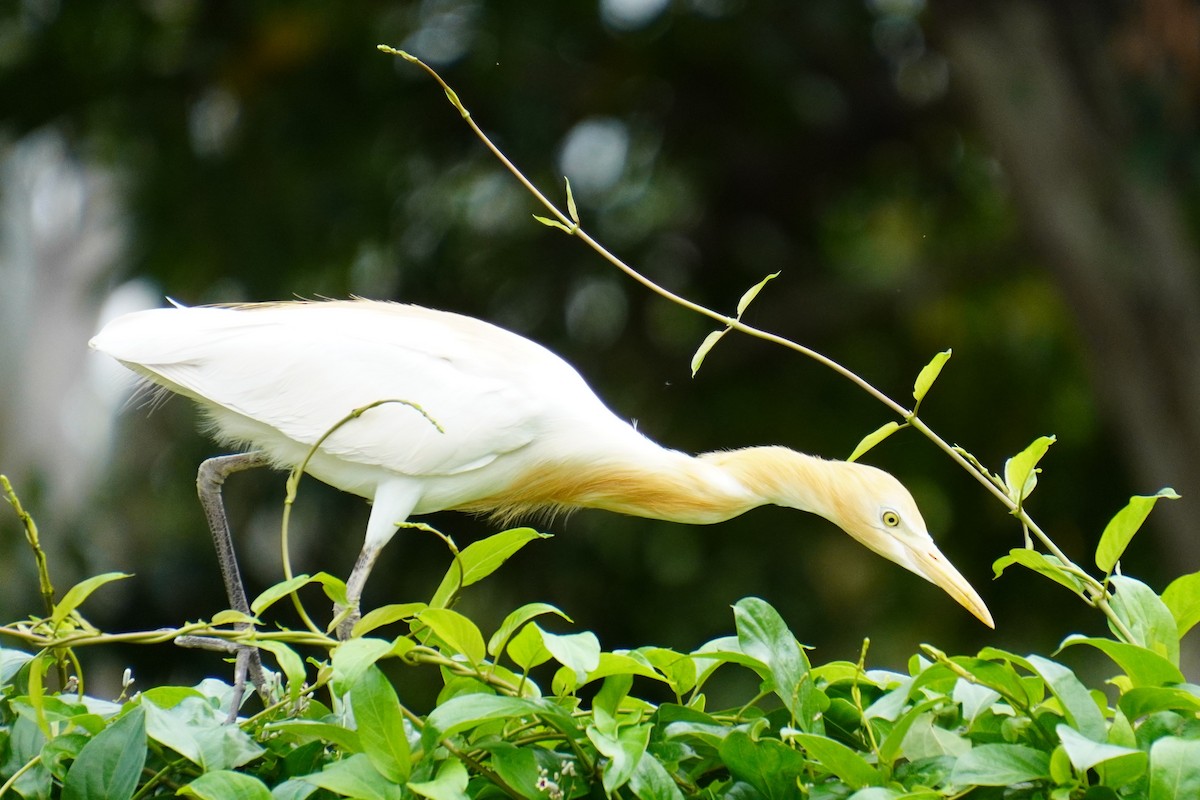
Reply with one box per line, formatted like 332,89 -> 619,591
90,298 -> 992,628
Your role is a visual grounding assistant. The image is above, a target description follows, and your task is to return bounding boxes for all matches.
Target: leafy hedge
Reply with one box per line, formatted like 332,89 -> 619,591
2,505 -> 1200,799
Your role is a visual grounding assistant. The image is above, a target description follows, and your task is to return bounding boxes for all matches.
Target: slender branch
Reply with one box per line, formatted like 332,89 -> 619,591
2,476 -> 56,620
381,46 -> 1143,643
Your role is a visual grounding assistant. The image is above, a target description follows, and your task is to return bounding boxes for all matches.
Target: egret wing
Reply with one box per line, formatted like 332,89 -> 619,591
92,302 -> 604,477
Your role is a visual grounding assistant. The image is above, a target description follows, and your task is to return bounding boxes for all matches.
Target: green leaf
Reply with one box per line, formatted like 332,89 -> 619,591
486,744 -> 540,799
876,697 -> 944,765
422,694 -> 566,752
992,549 -> 1084,594
506,620 -> 552,671
61,706 -> 146,800
630,749 -> 686,800
1056,724 -> 1145,776
719,730 -> 808,799
332,637 -> 394,695
734,597 -> 824,733
1096,489 -> 1180,573
301,753 -> 402,800
408,758 -> 470,800
255,640 -> 307,703
416,608 -> 487,665
177,770 -> 273,800
351,666 -> 411,783
848,421 -> 902,463
789,732 -> 882,789
1149,737 -> 1200,799
352,602 -> 426,637
949,743 -> 1050,786
1025,654 -> 1107,742
142,695 -> 264,771
538,626 -> 600,686
690,328 -> 728,377
1110,575 -> 1180,664
249,574 -> 316,616
912,349 -> 951,404
1120,687 -> 1200,720
429,528 -> 549,608
1162,570 -> 1200,638
736,271 -> 780,318
587,723 -> 651,794
533,214 -> 573,233
51,572 -> 130,627
1003,435 -> 1056,504
1058,635 -> 1184,688
564,176 -> 579,223
487,602 -> 571,657
262,720 -> 362,752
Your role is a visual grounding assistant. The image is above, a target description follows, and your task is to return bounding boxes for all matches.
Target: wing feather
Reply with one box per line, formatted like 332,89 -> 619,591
91,300 -> 611,477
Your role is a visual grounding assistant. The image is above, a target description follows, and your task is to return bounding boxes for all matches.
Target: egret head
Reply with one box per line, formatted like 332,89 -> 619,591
815,460 -> 993,627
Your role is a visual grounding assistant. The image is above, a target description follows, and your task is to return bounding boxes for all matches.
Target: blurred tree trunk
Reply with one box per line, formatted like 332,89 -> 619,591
932,1 -> 1200,567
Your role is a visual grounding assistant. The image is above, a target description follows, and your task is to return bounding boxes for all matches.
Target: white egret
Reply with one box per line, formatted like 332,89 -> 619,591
90,299 -> 993,637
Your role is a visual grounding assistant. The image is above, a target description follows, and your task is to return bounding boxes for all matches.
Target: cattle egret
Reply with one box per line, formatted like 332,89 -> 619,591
90,299 -> 993,635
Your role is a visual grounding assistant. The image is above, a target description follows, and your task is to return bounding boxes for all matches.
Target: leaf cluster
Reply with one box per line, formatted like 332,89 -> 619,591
3,518 -> 1200,799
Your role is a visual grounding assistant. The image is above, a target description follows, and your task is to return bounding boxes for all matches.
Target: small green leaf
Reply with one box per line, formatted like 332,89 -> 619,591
1110,575 -> 1180,664
538,626 -> 600,686
992,549 -> 1084,594
62,706 -> 146,800
848,421 -> 902,463
506,620 -> 552,671
415,608 -> 486,665
720,730 -> 809,798
912,349 -> 951,404
249,574 -> 316,616
789,732 -> 883,788
1058,635 -> 1184,688
51,572 -> 130,627
1003,435 -> 1056,503
564,176 -> 579,223
1120,687 -> 1200,720
949,743 -> 1050,786
1162,570 -> 1200,638
302,753 -> 403,800
690,328 -> 728,378
587,723 -> 651,794
332,637 -> 394,695
487,602 -> 570,657
255,641 -> 307,704
177,770 -> 273,800
1096,489 -> 1180,574
630,749 -> 686,800
733,597 -> 824,734
1056,724 -> 1145,775
421,695 -> 566,752
1149,737 -> 1200,799
408,757 -> 469,800
430,528 -> 549,608
351,666 -> 411,783
263,720 -> 362,752
1025,654 -> 1107,741
352,602 -> 427,637
533,214 -> 573,233
736,271 -> 780,318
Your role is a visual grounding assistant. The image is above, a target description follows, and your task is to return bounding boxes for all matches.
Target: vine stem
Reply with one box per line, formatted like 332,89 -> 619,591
382,46 -> 1139,643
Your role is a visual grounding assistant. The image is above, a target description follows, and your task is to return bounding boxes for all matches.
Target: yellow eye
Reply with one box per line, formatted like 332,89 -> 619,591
882,510 -> 901,528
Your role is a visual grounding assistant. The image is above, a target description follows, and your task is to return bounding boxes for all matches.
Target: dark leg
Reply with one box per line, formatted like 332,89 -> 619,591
196,452 -> 271,717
